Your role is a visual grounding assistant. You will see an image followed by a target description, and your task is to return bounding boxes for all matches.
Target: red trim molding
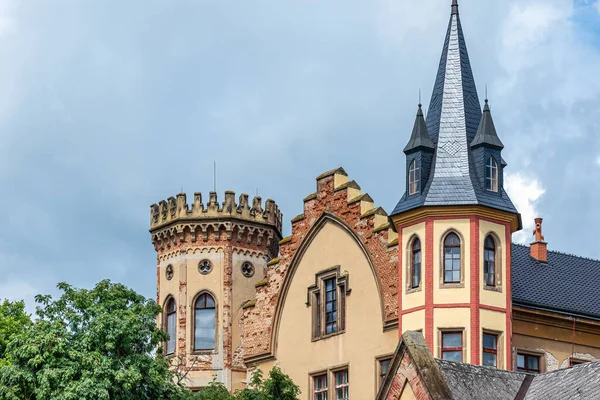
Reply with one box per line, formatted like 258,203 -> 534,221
398,230 -> 403,336
425,218 -> 434,349
470,217 -> 480,364
505,222 -> 513,368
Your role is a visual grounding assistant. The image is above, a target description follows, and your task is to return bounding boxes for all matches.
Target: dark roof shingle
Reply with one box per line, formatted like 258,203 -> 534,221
512,244 -> 600,319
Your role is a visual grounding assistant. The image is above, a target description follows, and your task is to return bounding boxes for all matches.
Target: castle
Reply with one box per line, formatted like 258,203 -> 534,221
150,1 -> 600,398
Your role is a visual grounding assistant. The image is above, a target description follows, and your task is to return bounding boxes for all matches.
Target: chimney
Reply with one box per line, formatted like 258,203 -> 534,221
530,217 -> 548,262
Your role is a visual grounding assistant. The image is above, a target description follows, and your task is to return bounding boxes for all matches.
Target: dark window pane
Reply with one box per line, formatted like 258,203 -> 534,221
483,334 -> 497,349
442,351 -> 462,362
483,352 -> 497,367
443,332 -> 462,347
528,356 -> 539,370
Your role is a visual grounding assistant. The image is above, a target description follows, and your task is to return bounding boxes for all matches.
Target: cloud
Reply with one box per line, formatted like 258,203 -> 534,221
505,172 -> 546,244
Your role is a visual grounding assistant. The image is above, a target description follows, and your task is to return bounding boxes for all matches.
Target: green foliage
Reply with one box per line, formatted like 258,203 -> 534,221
0,280 -> 186,400
193,367 -> 300,400
0,299 -> 31,364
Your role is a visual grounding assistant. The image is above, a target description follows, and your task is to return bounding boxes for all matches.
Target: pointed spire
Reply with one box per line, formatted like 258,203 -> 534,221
471,99 -> 504,149
404,104 -> 435,154
451,0 -> 459,15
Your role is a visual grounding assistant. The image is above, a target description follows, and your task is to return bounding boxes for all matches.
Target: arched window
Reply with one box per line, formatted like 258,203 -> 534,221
484,235 -> 496,286
194,293 -> 216,351
164,297 -> 176,355
485,157 -> 498,192
411,238 -> 422,288
444,233 -> 461,283
408,160 -> 420,195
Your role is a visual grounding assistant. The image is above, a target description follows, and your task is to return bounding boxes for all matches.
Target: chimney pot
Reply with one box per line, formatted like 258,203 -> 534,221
530,217 -> 548,262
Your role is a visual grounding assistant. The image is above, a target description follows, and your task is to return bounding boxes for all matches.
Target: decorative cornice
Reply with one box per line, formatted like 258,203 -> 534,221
390,205 -> 520,233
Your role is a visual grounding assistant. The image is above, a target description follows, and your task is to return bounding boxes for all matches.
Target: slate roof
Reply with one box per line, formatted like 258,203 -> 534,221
391,2 -> 520,219
512,244 -> 600,319
471,100 -> 504,149
436,359 -> 526,400
404,104 -> 435,153
524,361 -> 600,399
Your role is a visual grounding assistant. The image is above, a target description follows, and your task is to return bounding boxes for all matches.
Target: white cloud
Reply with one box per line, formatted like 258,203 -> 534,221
505,172 -> 546,244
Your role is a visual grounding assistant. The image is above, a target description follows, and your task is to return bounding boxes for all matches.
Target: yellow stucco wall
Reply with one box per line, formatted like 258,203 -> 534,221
479,220 -> 506,308
433,219 -> 470,305
401,222 -> 426,311
402,309 -> 425,336
265,220 -> 398,400
400,380 -> 417,400
433,308 -> 471,363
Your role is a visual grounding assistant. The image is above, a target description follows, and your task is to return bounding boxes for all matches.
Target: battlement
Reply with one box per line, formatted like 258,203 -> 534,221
150,191 -> 282,235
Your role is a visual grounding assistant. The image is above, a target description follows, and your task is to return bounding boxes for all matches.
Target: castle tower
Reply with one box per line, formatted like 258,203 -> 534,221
390,0 -> 521,369
150,191 -> 282,391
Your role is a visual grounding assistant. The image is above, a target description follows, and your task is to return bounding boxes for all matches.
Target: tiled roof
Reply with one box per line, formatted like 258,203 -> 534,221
512,244 -> 600,319
524,361 -> 600,399
437,359 -> 526,400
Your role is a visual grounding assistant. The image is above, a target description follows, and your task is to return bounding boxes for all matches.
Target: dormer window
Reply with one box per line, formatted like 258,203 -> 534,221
408,160 -> 420,195
485,157 -> 498,192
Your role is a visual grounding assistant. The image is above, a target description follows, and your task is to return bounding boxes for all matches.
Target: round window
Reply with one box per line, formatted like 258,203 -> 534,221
241,262 -> 255,278
165,265 -> 174,281
198,260 -> 213,275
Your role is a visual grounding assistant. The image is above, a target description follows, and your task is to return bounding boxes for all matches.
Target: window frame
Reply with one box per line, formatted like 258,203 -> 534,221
485,156 -> 499,192
192,291 -> 217,353
408,159 -> 420,195
411,238 -> 422,289
440,330 -> 464,362
482,332 -> 498,368
482,231 -> 503,293
516,351 -> 543,373
309,365 -> 350,400
406,235 -> 424,294
333,369 -> 349,400
163,296 -> 177,356
307,266 -> 351,341
440,230 -> 465,288
312,374 -> 328,400
483,235 -> 496,287
376,355 -> 393,390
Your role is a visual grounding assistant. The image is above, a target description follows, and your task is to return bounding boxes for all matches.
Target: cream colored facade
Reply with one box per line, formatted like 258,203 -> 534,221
256,219 -> 398,399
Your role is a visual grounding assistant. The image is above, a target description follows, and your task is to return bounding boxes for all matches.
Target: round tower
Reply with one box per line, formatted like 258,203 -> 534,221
150,190 -> 282,391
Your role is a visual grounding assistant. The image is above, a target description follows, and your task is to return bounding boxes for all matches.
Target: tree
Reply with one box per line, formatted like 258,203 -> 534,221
193,367 -> 300,400
0,280 -> 186,400
0,299 -> 31,364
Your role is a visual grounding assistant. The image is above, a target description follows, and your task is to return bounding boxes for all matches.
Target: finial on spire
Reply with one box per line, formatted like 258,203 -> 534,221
451,0 -> 459,15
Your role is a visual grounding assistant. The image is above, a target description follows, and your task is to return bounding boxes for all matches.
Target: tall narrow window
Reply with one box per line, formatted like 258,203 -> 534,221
325,278 -> 338,335
164,297 -> 176,355
444,233 -> 461,283
482,333 -> 498,367
441,331 -> 463,362
334,370 -> 349,400
408,160 -> 420,195
194,293 -> 216,351
379,358 -> 392,387
411,239 -> 422,288
313,375 -> 328,400
484,236 -> 496,287
309,268 -> 350,340
485,157 -> 498,192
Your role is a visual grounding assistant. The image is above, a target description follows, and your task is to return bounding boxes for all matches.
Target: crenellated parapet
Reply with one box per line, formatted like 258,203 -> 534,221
150,191 -> 282,256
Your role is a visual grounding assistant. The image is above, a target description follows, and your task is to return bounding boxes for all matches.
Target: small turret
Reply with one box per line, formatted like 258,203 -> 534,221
403,104 -> 435,196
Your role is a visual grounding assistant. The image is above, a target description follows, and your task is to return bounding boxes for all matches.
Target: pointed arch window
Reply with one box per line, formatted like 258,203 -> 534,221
411,238 -> 422,288
443,233 -> 461,283
164,297 -> 176,355
408,159 -> 420,195
485,157 -> 498,192
194,293 -> 216,351
484,235 -> 496,287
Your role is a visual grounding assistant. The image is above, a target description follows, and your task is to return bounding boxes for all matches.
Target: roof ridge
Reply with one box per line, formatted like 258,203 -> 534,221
533,360 -> 600,377
512,243 -> 600,264
436,359 -> 526,379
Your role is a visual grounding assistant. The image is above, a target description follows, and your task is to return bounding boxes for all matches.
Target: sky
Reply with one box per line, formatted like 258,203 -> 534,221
1,0 -> 600,312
